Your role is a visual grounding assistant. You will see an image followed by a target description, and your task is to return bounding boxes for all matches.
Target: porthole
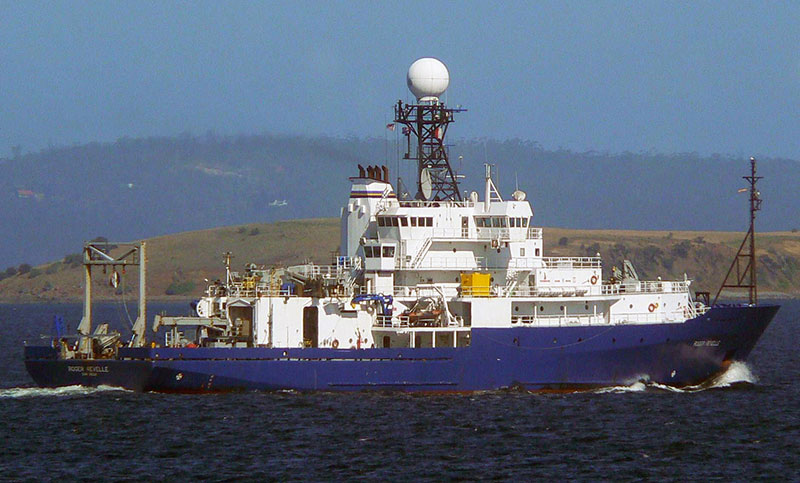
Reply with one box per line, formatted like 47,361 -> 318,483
514,306 -> 519,312
629,304 -> 633,309
539,306 -> 544,312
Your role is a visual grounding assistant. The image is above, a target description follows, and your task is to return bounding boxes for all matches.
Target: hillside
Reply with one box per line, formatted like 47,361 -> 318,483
0,218 -> 797,302
1,133 -> 798,270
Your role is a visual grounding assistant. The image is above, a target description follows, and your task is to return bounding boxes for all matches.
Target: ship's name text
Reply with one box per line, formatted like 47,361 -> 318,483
67,365 -> 110,375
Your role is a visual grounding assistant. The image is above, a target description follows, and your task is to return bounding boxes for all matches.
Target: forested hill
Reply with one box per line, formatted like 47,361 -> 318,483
1,133 -> 798,269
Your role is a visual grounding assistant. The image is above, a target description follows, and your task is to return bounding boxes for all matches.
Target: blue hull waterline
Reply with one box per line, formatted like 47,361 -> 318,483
25,304 -> 778,392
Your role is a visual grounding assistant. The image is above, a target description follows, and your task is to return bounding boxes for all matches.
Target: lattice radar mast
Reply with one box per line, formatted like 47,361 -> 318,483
394,58 -> 465,201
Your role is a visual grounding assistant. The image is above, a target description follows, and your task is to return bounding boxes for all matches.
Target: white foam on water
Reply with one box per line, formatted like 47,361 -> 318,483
679,361 -> 757,392
709,361 -> 757,387
592,376 -> 650,394
0,385 -> 130,399
593,381 -> 648,394
648,381 -> 689,393
592,362 -> 757,394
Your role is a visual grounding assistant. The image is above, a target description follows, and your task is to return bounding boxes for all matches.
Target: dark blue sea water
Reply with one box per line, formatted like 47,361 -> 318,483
1,300 -> 798,481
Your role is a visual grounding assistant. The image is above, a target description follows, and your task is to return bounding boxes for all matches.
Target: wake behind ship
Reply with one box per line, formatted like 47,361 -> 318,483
25,58 -> 779,392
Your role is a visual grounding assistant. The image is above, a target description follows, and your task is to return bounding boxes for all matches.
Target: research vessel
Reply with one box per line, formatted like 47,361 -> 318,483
25,58 -> 779,392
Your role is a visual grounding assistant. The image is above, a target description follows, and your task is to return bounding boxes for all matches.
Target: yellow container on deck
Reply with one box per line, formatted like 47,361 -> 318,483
461,272 -> 491,297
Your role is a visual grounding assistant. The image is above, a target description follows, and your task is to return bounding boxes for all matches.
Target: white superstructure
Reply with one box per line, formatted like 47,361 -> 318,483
156,58 -> 705,352
162,159 -> 701,351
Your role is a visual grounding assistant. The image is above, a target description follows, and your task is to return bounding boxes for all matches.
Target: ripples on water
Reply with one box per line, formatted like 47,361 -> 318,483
1,301 -> 798,481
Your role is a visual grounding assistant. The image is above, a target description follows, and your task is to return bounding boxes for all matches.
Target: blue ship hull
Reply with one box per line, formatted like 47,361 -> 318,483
24,304 -> 779,392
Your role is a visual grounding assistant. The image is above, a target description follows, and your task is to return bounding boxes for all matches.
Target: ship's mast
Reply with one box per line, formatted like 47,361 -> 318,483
714,157 -> 762,306
394,58 -> 465,201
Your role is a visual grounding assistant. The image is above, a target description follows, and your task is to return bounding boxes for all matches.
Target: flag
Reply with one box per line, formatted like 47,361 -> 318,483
386,123 -> 395,131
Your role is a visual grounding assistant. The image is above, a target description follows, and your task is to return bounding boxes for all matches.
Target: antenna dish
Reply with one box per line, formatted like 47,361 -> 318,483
512,190 -> 527,201
407,58 -> 450,102
420,168 -> 433,200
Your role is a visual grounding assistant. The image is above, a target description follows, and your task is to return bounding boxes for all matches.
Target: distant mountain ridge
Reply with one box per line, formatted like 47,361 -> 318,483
1,133 -> 798,269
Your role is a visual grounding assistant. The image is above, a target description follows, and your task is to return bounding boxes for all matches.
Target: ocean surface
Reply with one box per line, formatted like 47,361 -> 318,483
1,300 -> 798,481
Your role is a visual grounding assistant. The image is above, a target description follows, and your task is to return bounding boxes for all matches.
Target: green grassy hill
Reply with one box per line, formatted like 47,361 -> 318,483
1,218 -> 797,302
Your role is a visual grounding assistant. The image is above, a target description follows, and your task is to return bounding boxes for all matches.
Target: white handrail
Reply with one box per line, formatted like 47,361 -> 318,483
541,257 -> 602,269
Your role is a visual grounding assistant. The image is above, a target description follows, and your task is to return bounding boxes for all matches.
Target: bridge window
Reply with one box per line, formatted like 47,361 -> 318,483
409,217 -> 432,227
477,216 -> 516,228
491,217 -> 507,228
509,217 -> 528,228
378,216 -> 405,227
365,246 -> 396,258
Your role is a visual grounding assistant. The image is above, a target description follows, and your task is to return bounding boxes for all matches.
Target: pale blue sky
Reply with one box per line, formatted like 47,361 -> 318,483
2,1 -> 798,158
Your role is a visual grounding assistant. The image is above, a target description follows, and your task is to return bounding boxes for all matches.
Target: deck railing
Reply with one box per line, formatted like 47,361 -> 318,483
541,257 -> 602,269
505,286 -> 591,297
511,314 -> 606,326
601,280 -> 690,295
374,314 -> 465,328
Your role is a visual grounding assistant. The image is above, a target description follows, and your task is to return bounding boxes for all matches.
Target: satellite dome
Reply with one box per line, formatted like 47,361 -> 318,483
407,57 -> 450,102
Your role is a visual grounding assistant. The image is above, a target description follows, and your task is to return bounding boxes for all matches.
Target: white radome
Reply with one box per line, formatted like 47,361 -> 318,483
407,57 -> 450,101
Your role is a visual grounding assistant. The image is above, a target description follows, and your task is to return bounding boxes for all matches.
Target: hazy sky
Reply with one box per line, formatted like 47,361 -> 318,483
2,1 -> 798,159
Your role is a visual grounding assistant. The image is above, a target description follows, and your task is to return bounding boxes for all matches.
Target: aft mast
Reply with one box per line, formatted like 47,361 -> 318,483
714,157 -> 763,306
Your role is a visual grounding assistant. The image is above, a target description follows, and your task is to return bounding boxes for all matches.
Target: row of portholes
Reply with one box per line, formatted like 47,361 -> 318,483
511,336 -> 673,346
535,337 -> 658,345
